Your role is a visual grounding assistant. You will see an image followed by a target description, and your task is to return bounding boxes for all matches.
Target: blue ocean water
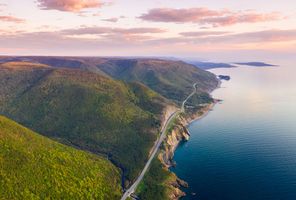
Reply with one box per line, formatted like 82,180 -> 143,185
171,60 -> 296,200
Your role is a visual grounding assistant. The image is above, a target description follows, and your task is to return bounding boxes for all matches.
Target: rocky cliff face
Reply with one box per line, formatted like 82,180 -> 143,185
161,103 -> 215,168
158,102 -> 216,199
161,123 -> 190,168
167,177 -> 187,200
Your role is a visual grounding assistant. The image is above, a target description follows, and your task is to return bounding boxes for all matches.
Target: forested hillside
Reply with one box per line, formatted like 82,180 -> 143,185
0,115 -> 122,199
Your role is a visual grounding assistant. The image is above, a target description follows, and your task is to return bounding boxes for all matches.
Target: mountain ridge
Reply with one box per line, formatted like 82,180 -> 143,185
0,56 -> 219,104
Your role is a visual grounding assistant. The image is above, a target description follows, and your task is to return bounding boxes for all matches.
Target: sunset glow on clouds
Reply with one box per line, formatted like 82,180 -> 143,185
139,8 -> 282,27
0,0 -> 295,59
37,0 -> 103,12
0,15 -> 25,23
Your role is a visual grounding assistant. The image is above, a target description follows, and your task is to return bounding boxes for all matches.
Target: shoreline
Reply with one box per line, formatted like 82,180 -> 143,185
160,81 -> 221,199
134,80 -> 222,199
158,100 -> 219,199
184,100 -> 218,127
161,100 -> 218,167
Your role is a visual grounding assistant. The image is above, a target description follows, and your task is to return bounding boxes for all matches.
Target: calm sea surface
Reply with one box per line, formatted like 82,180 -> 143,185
171,60 -> 296,200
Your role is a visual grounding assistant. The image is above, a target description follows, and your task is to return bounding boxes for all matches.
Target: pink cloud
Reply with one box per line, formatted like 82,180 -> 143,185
222,29 -> 296,43
139,8 -> 282,27
139,8 -> 221,23
37,0 -> 103,12
1,29 -> 296,56
200,12 -> 281,27
61,26 -> 166,35
0,30 -> 153,56
149,29 -> 296,45
0,15 -> 25,23
180,31 -> 230,37
102,17 -> 119,23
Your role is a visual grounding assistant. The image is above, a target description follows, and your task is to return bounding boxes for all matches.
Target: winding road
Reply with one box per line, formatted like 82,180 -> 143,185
121,83 -> 198,200
181,83 -> 198,112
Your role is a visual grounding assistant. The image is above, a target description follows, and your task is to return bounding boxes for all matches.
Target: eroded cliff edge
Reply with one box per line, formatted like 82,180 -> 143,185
136,79 -> 220,199
159,102 -> 217,199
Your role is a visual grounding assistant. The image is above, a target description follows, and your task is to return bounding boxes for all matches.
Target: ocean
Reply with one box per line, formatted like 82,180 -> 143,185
171,59 -> 296,200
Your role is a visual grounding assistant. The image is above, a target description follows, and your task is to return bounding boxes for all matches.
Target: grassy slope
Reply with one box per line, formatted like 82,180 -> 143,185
0,62 -> 168,184
0,115 -> 121,199
95,59 -> 219,104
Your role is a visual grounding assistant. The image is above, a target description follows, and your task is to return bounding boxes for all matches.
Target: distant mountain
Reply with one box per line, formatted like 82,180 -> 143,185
0,61 -> 169,184
0,115 -> 121,199
0,56 -> 108,75
0,57 -> 219,105
234,62 -> 277,67
185,61 -> 237,70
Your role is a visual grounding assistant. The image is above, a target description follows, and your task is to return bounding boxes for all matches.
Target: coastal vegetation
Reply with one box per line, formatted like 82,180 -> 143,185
137,158 -> 177,200
0,116 -> 122,199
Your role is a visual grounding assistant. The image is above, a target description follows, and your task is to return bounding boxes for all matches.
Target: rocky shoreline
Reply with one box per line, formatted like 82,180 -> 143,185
158,102 -> 218,199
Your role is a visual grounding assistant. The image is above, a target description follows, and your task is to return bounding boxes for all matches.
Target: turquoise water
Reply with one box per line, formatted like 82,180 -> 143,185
171,60 -> 296,200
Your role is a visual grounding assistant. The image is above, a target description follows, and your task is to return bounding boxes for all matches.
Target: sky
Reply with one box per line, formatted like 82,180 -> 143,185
0,0 -> 296,61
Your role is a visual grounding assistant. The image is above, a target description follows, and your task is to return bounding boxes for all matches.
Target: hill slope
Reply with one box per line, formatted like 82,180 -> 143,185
0,61 -> 169,185
0,57 -> 219,104
0,116 -> 121,199
96,59 -> 219,104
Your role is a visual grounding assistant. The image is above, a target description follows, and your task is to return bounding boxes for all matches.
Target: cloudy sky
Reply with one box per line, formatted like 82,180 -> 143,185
1,0 -> 296,60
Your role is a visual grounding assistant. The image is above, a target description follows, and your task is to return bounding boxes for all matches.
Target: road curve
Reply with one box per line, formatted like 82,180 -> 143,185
121,83 -> 197,200
181,83 -> 197,112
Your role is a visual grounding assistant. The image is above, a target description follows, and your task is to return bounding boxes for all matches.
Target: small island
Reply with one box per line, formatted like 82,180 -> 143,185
234,62 -> 277,67
218,75 -> 231,81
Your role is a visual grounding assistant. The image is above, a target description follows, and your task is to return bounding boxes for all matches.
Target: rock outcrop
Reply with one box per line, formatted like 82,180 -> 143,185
158,102 -> 217,199
161,123 -> 190,168
161,103 -> 215,168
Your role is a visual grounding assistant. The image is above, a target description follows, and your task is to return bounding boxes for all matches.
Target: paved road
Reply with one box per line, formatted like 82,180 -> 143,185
121,83 -> 197,200
181,83 -> 197,112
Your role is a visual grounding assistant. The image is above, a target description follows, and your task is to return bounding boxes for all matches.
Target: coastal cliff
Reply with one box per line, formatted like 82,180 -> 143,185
161,103 -> 216,167
160,122 -> 190,168
136,82 -> 219,199
157,102 -> 217,199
